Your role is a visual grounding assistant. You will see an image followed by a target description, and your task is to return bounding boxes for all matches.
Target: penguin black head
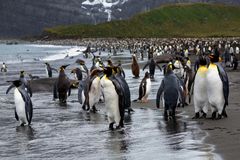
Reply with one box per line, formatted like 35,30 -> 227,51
144,71 -> 150,78
76,59 -> 85,65
199,55 -> 207,66
103,67 -> 113,77
107,59 -> 113,67
20,70 -> 25,77
60,64 -> 70,71
209,53 -> 219,63
12,80 -> 22,87
163,63 -> 173,75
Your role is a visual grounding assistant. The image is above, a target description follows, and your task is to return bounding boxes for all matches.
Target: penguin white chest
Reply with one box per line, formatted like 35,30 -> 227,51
45,67 -> 49,77
101,78 -> 120,120
89,77 -> 101,107
206,66 -> 224,105
14,89 -> 27,124
144,78 -> 151,98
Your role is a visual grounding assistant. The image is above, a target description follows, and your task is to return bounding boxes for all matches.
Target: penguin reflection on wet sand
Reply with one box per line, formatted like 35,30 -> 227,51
100,67 -> 125,130
143,58 -> 162,80
206,52 -> 229,119
192,55 -> 209,119
131,54 -> 140,78
44,62 -> 58,78
134,71 -> 151,103
53,65 -> 71,104
6,80 -> 33,126
156,64 -> 182,120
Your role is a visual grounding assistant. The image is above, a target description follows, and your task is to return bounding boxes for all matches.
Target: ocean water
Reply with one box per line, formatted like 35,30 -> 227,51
0,43 -> 221,160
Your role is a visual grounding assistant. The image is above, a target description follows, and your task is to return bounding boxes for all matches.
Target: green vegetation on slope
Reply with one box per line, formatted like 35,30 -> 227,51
44,3 -> 240,38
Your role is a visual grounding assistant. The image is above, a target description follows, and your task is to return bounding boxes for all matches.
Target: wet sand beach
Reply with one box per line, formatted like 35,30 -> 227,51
130,68 -> 240,160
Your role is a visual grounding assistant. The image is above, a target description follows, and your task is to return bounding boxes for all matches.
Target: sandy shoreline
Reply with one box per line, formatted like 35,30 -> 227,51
130,68 -> 240,160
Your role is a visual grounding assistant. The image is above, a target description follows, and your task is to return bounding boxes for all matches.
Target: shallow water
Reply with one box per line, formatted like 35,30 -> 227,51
0,43 -> 221,159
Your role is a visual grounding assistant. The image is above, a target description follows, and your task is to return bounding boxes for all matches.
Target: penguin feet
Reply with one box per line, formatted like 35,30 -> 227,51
222,110 -> 228,118
109,123 -> 114,131
128,108 -> 134,114
91,106 -> 98,113
192,112 -> 200,119
211,111 -> 217,120
200,112 -> 207,119
216,114 -> 222,120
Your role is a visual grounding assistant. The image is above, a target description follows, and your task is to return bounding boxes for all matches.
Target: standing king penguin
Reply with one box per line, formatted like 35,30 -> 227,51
6,80 -> 33,126
192,55 -> 209,119
53,65 -> 71,104
134,71 -> 151,103
156,63 -> 182,120
45,62 -> 58,78
83,69 -> 102,112
100,67 -> 125,130
206,52 -> 229,119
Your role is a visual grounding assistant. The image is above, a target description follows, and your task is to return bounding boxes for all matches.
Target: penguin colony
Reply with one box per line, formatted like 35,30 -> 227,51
5,39 -> 236,129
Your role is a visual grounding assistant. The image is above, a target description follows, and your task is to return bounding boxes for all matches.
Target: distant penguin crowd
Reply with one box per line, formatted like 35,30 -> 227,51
3,38 -> 239,129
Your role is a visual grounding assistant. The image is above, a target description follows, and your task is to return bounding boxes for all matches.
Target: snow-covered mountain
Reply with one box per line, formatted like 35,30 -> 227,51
0,0 -> 239,38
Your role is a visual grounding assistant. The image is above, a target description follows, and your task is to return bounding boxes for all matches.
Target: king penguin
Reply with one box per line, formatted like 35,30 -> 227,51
44,62 -> 58,78
6,80 -> 33,126
131,54 -> 140,78
83,69 -> 102,112
192,55 -> 209,119
156,63 -> 182,120
142,58 -> 162,80
100,67 -> 125,130
134,71 -> 151,103
53,65 -> 71,104
206,51 -> 229,119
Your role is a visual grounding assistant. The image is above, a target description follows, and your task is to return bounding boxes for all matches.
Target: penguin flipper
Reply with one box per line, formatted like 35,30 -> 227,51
142,63 -> 149,71
156,80 -> 164,108
19,88 -> 33,124
155,63 -> 162,71
51,68 -> 58,73
216,64 -> 229,106
6,84 -> 15,94
15,109 -> 19,121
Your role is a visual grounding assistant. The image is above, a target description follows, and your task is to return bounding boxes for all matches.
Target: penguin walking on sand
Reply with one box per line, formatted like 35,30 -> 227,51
85,69 -> 102,112
53,65 -> 71,104
45,62 -> 58,78
6,80 -> 33,126
19,71 -> 32,97
143,58 -> 162,80
134,71 -> 151,103
131,54 -> 140,78
156,64 -> 182,120
206,52 -> 229,119
100,67 -> 125,130
192,55 -> 209,119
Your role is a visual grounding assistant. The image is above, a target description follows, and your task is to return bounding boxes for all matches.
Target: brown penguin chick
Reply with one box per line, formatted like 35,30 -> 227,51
131,54 -> 140,78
